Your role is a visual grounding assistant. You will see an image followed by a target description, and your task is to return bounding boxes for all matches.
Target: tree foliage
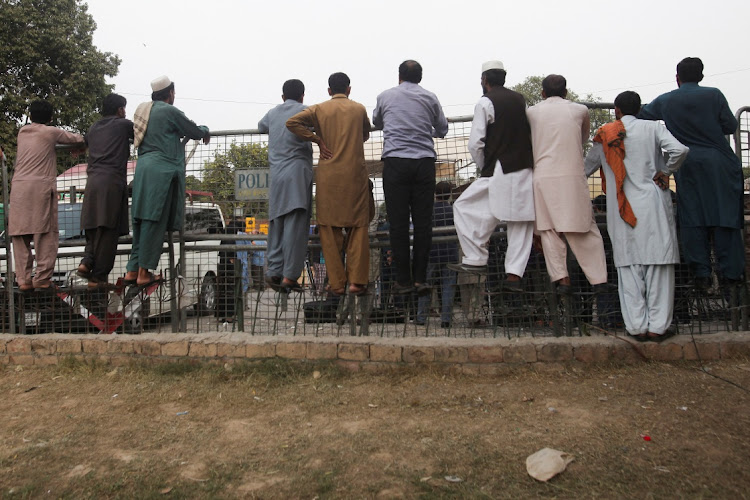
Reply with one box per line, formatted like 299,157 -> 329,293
0,0 -> 120,161
199,142 -> 269,219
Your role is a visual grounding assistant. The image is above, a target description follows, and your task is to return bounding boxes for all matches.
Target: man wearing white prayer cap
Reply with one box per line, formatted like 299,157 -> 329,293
448,61 -> 535,293
124,76 -> 210,286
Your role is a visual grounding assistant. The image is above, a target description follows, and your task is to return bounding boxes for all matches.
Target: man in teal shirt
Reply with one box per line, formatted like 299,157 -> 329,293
125,76 -> 210,285
639,57 -> 744,288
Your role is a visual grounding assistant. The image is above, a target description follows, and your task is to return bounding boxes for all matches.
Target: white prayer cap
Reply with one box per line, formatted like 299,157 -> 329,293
482,60 -> 505,73
150,75 -> 173,92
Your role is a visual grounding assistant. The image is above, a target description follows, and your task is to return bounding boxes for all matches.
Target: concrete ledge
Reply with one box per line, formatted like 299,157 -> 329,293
0,332 -> 748,372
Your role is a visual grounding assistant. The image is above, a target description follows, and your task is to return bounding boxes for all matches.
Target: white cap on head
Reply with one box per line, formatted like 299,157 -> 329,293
481,60 -> 505,73
150,75 -> 173,92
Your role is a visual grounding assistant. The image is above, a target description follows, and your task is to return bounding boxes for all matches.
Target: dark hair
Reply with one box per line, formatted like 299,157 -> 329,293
614,90 -> 641,117
282,79 -> 305,101
29,100 -> 53,124
593,194 -> 607,213
398,60 -> 423,84
542,74 -> 567,98
435,181 -> 453,201
328,72 -> 350,94
677,57 -> 703,83
102,93 -> 127,116
483,69 -> 507,87
151,82 -> 175,101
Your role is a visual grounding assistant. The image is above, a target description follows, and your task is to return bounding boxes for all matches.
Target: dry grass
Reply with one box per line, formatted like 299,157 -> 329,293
1,356 -> 750,499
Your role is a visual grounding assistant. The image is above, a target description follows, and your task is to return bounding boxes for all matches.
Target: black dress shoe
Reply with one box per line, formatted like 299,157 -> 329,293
392,283 -> 415,295
555,283 -> 572,295
502,280 -> 523,293
692,276 -> 712,291
414,283 -> 432,296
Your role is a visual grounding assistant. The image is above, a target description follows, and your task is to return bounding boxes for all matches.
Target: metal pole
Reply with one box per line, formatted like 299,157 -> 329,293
1,149 -> 16,334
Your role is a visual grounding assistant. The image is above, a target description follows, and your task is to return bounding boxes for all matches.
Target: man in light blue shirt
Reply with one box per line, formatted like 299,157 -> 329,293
258,79 -> 313,292
373,60 -> 448,296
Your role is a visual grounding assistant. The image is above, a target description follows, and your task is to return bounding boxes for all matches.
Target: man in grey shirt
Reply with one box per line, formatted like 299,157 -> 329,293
258,79 -> 313,292
373,60 -> 449,295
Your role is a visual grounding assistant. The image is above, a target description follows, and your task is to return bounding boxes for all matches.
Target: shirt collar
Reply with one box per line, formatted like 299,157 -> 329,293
621,115 -> 636,124
331,94 -> 348,99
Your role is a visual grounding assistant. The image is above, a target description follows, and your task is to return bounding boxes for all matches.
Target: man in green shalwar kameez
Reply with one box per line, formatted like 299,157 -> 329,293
125,76 -> 210,285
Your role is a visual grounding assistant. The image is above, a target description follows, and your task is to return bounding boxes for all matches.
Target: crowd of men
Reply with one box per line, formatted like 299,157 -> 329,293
3,57 -> 744,340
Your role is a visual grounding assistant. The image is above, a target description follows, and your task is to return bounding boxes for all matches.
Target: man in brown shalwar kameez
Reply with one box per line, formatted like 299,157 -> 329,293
9,100 -> 84,290
286,72 -> 372,296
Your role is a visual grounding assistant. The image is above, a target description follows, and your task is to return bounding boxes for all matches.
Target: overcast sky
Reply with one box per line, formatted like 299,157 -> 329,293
85,0 -> 750,132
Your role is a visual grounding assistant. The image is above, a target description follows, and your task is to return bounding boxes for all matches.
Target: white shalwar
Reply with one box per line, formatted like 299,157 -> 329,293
585,115 -> 688,335
454,97 -> 534,276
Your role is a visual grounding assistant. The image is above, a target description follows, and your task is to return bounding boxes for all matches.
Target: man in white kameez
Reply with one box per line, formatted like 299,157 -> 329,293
585,91 -> 688,341
448,60 -> 535,292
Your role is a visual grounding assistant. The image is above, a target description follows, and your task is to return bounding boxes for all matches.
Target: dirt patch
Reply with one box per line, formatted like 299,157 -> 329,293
1,357 -> 749,498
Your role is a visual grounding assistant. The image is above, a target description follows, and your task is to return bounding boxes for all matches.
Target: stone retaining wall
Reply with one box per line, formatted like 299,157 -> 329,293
1,332 -> 749,373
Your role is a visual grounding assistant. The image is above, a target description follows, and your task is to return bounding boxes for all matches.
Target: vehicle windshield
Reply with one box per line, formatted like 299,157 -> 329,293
58,204 -> 84,241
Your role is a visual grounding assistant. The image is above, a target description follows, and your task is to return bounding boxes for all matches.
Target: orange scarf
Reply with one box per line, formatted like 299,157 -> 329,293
593,120 -> 637,228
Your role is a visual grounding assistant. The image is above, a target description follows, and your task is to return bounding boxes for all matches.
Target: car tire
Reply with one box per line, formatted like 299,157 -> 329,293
196,274 -> 217,316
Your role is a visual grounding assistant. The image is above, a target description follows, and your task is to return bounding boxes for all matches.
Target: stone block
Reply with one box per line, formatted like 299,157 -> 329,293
433,346 -> 468,363
609,343 -> 643,363
9,354 -> 34,365
403,346 -> 435,363
537,342 -> 573,362
338,343 -> 369,361
56,339 -> 82,354
682,341 -> 721,361
460,364 -> 481,376
370,345 -> 401,363
306,342 -> 337,360
0,354 -> 8,364
216,342 -> 246,358
82,339 -> 108,355
7,338 -> 32,354
107,339 -> 135,355
642,342 -> 682,361
335,360 -> 361,372
467,346 -> 503,363
0,339 -> 6,354
34,355 -> 58,366
720,341 -> 750,359
31,339 -> 57,355
109,355 -> 132,367
479,364 -> 514,376
246,343 -> 275,359
133,340 -> 161,357
188,342 -> 218,358
503,344 -> 537,364
276,342 -> 306,359
574,344 -> 610,363
161,341 -> 190,357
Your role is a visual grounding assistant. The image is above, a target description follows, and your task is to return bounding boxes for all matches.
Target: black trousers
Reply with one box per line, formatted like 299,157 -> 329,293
382,157 -> 436,286
82,226 -> 120,281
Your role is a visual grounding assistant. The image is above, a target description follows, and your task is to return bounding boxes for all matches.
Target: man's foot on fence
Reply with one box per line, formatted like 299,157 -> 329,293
282,278 -> 303,293
18,283 -> 33,292
447,263 -> 488,275
414,282 -> 432,297
691,276 -> 712,291
349,283 -> 368,296
77,263 -> 93,280
592,283 -> 614,295
136,270 -> 163,286
124,271 -> 138,285
265,275 -> 284,292
502,278 -> 523,293
325,284 -> 346,296
646,330 -> 676,343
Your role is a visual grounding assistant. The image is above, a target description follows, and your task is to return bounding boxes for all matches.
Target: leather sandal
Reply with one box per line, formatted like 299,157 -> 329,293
348,283 -> 368,296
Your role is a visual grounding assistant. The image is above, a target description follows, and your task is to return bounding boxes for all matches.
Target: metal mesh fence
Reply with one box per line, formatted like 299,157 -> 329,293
1,104 -> 748,337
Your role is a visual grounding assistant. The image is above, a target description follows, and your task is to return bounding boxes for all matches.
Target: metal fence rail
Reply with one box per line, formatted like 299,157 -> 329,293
1,105 -> 748,337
